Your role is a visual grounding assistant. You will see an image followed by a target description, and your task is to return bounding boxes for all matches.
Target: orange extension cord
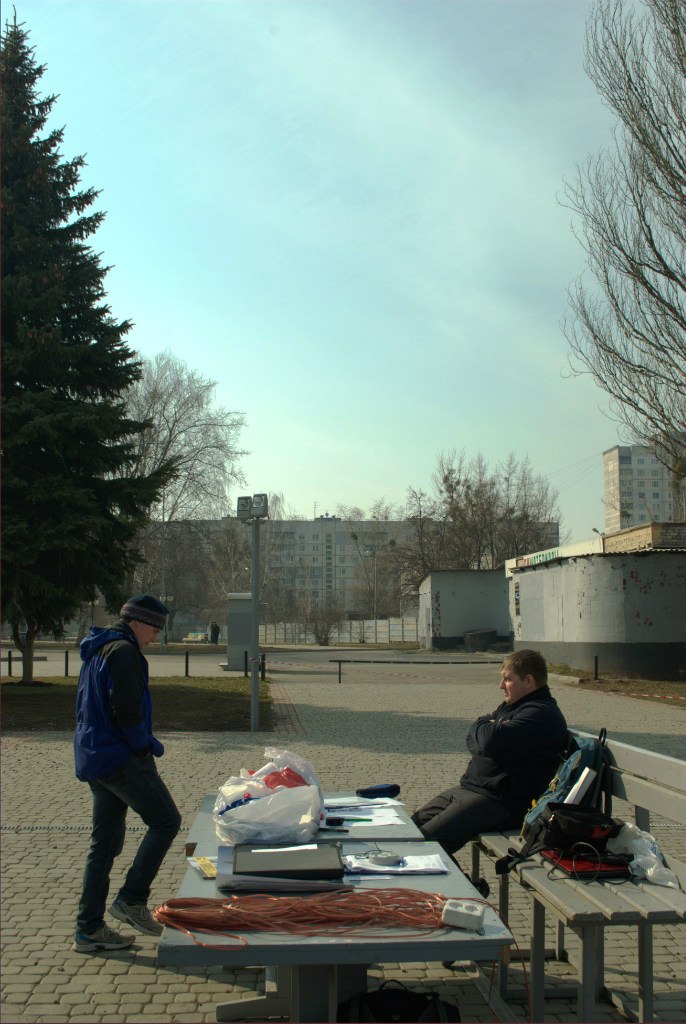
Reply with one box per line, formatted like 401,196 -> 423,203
153,889 -> 455,948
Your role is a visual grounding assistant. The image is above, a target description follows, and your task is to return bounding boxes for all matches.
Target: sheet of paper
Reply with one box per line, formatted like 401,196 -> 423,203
346,809 -> 405,826
252,844 -> 318,853
325,797 -> 404,810
343,853 -> 449,875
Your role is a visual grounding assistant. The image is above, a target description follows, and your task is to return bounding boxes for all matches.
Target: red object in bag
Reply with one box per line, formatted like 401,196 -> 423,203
263,766 -> 308,789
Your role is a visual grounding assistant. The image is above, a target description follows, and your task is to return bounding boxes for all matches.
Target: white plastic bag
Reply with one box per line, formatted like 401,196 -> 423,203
213,748 -> 323,845
214,784 -> 322,845
240,747 -> 322,798
606,823 -> 679,888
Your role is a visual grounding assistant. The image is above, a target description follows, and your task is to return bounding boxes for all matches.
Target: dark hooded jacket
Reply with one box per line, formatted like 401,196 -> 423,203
74,621 -> 164,781
459,685 -> 567,814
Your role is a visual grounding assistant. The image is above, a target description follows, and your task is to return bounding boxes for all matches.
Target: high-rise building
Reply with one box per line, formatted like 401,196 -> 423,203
264,515 -> 412,617
603,445 -> 683,533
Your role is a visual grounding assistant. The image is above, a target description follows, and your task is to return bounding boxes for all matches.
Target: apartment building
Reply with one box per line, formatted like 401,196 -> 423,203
264,515 -> 411,616
603,445 -> 683,533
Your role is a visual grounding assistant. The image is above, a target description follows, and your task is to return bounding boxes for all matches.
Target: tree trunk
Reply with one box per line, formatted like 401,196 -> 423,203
11,620 -> 36,684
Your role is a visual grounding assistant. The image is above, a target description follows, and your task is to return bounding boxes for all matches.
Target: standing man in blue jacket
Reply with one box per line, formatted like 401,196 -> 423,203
73,595 -> 181,952
411,649 -> 568,855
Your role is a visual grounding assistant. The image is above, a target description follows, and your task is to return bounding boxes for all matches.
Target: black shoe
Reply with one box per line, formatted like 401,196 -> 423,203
473,877 -> 490,899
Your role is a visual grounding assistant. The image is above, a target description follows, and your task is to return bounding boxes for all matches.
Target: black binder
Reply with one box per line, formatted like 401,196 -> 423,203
232,842 -> 345,880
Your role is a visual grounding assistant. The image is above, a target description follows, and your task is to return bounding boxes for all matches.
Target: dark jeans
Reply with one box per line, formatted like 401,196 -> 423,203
76,754 -> 181,934
411,784 -> 523,855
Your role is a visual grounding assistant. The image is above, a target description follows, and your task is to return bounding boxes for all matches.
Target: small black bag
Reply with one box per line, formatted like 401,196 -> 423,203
337,980 -> 461,1022
539,803 -> 622,852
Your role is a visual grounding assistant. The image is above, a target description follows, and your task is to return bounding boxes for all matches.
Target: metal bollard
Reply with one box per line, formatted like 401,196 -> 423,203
594,655 -> 599,681
7,649 -> 12,676
65,649 -> 69,677
185,650 -> 189,677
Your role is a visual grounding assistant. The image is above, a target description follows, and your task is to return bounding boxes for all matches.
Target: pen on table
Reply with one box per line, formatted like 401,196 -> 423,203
325,816 -> 373,825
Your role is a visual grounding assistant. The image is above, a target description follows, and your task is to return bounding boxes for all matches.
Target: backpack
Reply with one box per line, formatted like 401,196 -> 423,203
496,728 -> 613,875
337,980 -> 461,1022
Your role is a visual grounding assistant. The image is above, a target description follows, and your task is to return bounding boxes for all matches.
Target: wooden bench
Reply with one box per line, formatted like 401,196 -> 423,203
471,731 -> 686,1023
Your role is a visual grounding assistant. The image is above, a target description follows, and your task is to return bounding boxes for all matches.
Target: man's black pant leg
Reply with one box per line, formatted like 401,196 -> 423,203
412,785 -> 521,854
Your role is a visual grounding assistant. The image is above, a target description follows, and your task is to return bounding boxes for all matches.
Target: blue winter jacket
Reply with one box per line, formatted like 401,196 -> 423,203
74,622 -> 164,781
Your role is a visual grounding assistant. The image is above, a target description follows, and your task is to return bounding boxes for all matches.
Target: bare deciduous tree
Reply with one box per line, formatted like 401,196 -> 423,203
124,350 -> 247,520
394,451 -> 562,599
563,0 -> 686,473
296,594 -> 345,646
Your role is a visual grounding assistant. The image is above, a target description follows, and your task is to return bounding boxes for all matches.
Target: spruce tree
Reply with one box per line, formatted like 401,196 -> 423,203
1,16 -> 175,681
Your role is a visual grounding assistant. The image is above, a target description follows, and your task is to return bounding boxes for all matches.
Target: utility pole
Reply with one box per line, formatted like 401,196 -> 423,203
237,494 -> 269,731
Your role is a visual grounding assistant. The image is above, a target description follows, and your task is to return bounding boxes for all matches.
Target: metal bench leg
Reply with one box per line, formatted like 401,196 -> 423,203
471,840 -> 481,882
556,920 -> 566,961
498,869 -> 511,1000
529,897 -> 546,1022
637,922 -> 654,1023
574,922 -> 602,1023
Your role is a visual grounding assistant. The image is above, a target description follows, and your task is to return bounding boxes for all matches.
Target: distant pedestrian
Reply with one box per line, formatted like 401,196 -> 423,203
72,595 -> 181,952
210,621 -> 220,645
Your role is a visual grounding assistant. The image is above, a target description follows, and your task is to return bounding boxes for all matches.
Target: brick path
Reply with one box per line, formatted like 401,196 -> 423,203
1,656 -> 684,1022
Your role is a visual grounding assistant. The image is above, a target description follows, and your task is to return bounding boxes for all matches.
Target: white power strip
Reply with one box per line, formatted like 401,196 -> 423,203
441,898 -> 485,931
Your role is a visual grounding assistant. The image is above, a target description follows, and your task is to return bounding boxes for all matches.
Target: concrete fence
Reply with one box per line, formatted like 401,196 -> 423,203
259,618 -> 419,645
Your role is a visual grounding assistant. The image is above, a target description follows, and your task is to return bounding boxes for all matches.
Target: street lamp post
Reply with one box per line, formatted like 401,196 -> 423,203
363,544 -> 378,621
237,494 -> 269,731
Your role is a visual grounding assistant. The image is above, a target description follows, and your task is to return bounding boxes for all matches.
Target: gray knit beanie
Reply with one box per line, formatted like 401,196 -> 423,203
120,594 -> 169,630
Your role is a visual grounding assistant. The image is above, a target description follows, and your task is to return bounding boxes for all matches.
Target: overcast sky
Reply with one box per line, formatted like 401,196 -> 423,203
16,0 -> 623,541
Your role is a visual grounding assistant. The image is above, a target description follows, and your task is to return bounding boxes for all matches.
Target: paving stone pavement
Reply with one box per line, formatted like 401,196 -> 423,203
1,654 -> 685,1023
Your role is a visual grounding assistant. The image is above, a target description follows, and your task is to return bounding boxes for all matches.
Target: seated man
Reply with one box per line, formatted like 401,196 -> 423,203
411,649 -> 568,855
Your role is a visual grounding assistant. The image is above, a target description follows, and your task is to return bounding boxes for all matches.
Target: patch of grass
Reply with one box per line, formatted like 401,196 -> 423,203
571,676 -> 686,705
0,676 -> 273,731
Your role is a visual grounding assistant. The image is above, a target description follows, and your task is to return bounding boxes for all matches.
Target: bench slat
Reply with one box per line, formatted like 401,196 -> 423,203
603,881 -> 683,921
610,770 -> 686,825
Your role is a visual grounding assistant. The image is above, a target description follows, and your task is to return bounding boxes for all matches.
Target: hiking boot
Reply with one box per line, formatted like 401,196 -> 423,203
109,897 -> 163,935
73,923 -> 135,952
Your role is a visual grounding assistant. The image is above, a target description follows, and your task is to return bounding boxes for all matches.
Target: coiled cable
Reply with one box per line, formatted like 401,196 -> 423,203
154,888 -> 449,948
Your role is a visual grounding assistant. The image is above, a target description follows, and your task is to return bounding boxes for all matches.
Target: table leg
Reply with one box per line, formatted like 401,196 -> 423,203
335,965 -> 369,1002
291,964 -> 336,1022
